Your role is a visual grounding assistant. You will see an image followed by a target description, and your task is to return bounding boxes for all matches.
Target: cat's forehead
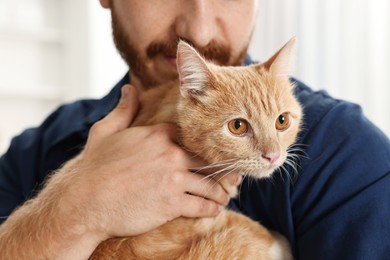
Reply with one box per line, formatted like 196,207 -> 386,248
213,65 -> 256,79
215,65 -> 270,82
212,66 -> 290,97
209,65 -> 299,118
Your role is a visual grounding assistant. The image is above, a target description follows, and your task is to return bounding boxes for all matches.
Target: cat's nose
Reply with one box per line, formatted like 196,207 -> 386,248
262,152 -> 280,164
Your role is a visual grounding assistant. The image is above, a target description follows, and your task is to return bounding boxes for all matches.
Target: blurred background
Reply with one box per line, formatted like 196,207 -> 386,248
0,0 -> 389,154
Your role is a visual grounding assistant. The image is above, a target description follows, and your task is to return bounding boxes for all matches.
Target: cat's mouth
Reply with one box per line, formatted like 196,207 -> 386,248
236,159 -> 284,179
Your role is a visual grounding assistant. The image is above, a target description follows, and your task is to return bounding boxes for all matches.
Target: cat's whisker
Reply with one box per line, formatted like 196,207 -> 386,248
265,167 -> 279,186
199,163 -> 239,182
202,165 -> 241,199
282,164 -> 295,184
286,160 -> 300,183
196,162 -> 240,199
199,162 -> 237,173
226,170 -> 249,207
204,158 -> 238,167
198,162 -> 241,200
287,143 -> 309,159
190,159 -> 238,174
191,160 -> 239,179
247,171 -> 263,193
234,171 -> 248,205
275,166 -> 283,179
288,143 -> 309,148
282,142 -> 308,183
214,166 -> 241,184
284,157 -> 299,172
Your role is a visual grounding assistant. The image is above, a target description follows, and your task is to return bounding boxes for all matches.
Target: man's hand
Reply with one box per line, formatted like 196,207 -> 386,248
75,84 -> 236,238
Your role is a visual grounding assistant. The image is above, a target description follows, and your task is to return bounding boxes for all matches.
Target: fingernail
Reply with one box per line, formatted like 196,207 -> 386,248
224,195 -> 230,206
121,85 -> 130,99
219,205 -> 225,212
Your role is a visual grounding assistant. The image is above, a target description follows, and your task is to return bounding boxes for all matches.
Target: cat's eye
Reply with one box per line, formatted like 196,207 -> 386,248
228,119 -> 249,136
275,112 -> 290,131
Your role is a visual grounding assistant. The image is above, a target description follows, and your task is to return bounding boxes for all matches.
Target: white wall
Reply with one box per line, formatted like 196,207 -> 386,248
1,0 -> 389,154
0,0 -> 66,153
0,0 -> 126,153
85,0 -> 127,98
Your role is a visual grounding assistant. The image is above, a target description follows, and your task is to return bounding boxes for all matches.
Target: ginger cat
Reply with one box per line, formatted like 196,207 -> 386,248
90,38 -> 301,259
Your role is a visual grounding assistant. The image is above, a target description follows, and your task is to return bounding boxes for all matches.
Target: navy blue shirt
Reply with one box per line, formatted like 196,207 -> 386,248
1,64 -> 390,259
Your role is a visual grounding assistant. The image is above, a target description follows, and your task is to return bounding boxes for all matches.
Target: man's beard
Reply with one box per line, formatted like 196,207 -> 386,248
111,9 -> 249,89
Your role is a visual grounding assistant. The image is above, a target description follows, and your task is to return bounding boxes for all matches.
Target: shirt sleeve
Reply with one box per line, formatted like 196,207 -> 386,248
0,128 -> 43,224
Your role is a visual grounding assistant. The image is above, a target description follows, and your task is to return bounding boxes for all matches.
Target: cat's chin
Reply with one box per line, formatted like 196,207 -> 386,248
247,167 -> 280,180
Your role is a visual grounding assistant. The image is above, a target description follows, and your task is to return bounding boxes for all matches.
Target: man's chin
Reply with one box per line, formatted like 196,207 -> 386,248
131,67 -> 179,91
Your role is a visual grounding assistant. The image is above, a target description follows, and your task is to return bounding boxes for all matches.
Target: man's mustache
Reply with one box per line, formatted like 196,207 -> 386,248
147,38 -> 231,65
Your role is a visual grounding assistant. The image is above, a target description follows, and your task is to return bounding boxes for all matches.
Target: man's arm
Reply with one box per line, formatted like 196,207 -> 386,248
0,85 -> 235,259
0,154 -> 103,259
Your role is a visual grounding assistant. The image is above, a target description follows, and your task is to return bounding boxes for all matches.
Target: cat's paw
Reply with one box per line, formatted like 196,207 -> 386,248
268,231 -> 293,260
220,179 -> 238,198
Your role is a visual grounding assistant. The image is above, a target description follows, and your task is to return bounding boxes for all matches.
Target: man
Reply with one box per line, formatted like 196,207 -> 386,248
1,0 -> 389,259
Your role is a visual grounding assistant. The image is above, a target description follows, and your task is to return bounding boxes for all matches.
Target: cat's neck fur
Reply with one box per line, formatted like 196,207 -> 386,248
132,80 -> 180,127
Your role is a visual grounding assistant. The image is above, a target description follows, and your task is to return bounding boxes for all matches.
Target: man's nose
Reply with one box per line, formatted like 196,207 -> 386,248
174,0 -> 217,48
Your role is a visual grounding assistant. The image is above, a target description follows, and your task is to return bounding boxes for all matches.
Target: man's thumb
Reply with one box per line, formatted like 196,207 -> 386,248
113,84 -> 139,130
91,84 -> 139,138
117,84 -> 137,107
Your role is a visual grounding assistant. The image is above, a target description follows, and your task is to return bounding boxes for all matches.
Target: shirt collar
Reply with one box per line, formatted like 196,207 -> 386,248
85,73 -> 130,126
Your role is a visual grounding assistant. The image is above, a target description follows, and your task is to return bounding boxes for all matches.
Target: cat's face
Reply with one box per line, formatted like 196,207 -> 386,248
176,38 -> 302,179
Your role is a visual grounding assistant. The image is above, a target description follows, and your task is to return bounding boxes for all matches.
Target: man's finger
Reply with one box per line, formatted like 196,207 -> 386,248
180,194 -> 222,218
219,172 -> 242,186
186,173 -> 230,206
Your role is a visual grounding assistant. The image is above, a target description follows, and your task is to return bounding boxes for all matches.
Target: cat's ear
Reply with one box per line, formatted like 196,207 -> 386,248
261,37 -> 296,76
176,41 -> 211,99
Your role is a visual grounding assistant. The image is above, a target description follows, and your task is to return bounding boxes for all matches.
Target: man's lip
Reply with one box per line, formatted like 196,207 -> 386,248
167,56 -> 177,68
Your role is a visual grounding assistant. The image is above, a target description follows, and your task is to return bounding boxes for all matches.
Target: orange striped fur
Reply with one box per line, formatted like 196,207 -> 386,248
90,38 -> 300,259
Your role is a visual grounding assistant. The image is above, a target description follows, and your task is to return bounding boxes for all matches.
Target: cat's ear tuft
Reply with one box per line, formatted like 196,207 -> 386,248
177,41 -> 210,99
261,37 -> 296,76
